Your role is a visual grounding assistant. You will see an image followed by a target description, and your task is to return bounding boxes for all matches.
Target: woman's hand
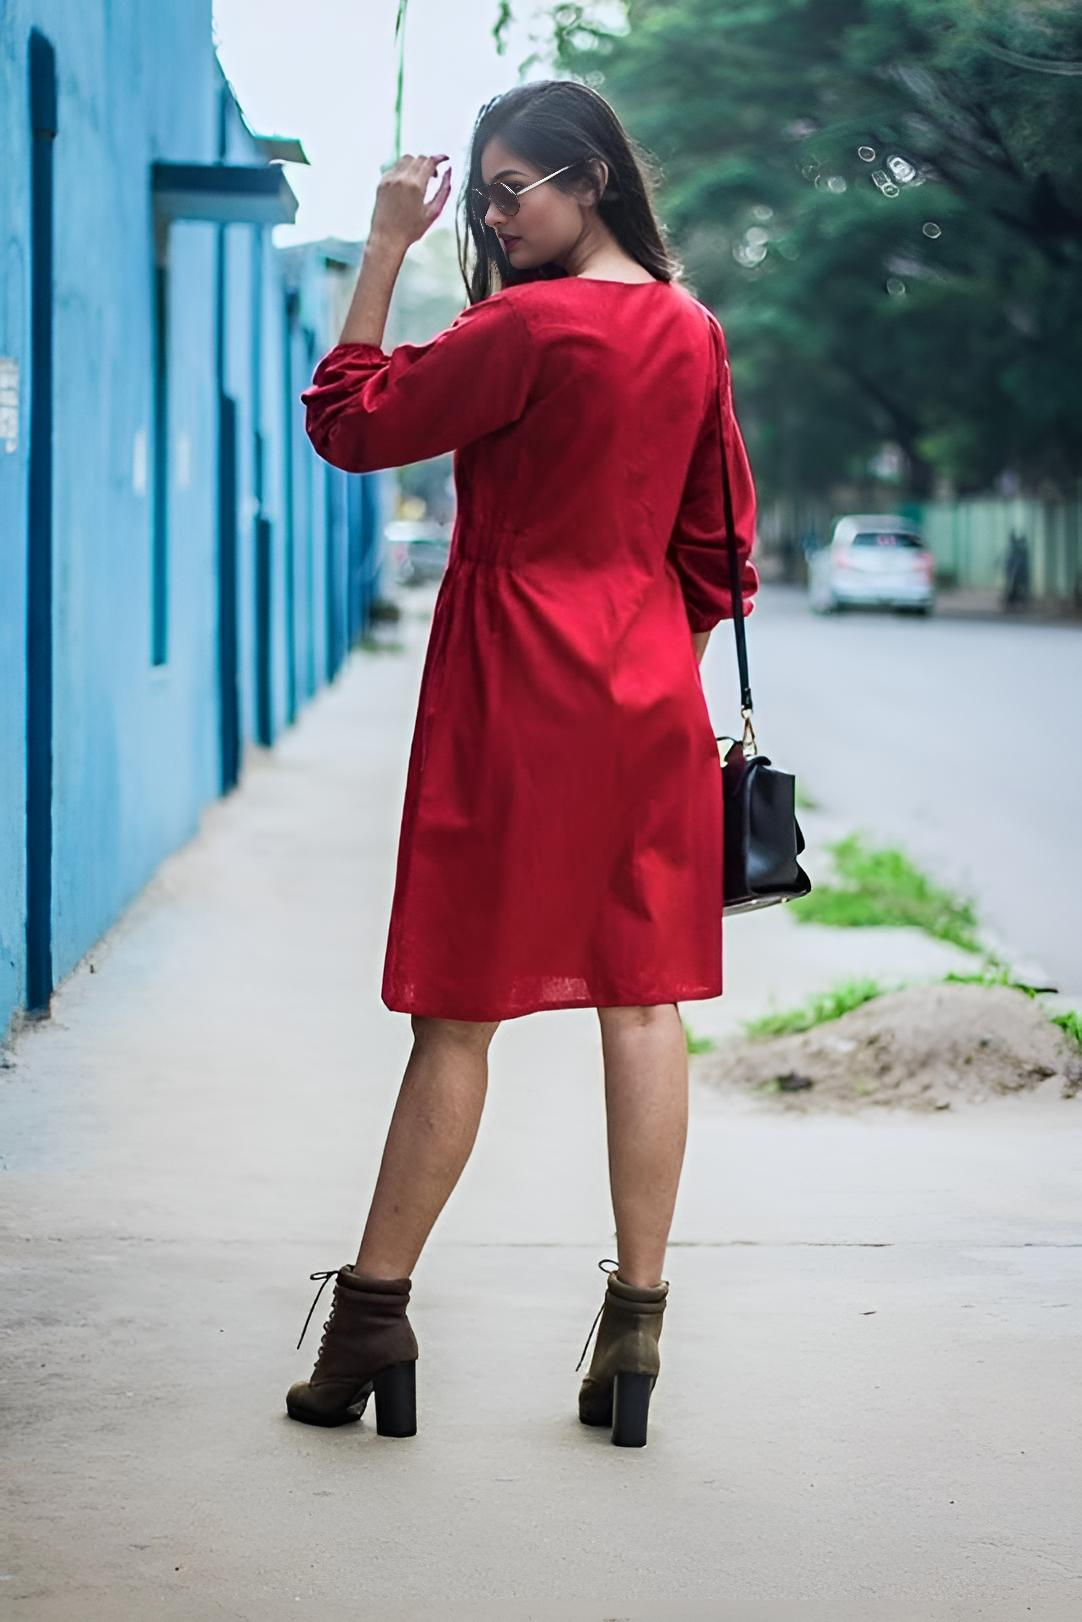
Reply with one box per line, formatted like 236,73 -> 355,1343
338,155 -> 452,345
370,154 -> 452,251
691,629 -> 711,665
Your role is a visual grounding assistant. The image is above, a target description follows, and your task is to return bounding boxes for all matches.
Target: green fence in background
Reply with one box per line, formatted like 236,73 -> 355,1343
916,486 -> 1082,604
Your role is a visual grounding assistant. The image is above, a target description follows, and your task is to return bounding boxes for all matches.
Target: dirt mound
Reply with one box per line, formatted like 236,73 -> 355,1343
697,983 -> 1082,1112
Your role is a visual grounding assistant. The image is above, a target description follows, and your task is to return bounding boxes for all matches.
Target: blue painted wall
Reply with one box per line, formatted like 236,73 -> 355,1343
0,2 -> 388,1039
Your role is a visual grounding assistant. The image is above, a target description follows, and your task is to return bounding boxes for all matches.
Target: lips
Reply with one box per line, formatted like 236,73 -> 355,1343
499,235 -> 522,249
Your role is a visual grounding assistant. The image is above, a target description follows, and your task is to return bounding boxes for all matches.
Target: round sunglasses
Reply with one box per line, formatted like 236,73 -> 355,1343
471,161 -> 583,220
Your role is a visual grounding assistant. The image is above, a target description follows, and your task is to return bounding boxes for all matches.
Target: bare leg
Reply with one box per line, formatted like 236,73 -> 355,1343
596,1002 -> 689,1287
354,1015 -> 500,1278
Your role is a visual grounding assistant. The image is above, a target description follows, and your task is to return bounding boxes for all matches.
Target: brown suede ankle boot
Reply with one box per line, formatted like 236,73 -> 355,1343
286,1263 -> 419,1434
575,1256 -> 669,1447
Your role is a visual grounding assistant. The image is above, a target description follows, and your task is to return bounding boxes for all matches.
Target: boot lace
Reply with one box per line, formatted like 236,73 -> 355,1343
574,1257 -> 620,1371
296,1267 -> 341,1351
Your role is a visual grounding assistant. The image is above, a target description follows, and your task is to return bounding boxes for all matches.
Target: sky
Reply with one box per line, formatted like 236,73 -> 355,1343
211,0 -> 569,247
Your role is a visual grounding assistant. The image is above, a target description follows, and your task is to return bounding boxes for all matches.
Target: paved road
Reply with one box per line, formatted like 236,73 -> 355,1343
701,584 -> 1082,994
1,590 -> 1079,1618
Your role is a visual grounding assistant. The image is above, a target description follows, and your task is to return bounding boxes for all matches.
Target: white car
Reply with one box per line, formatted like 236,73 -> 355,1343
808,513 -> 935,615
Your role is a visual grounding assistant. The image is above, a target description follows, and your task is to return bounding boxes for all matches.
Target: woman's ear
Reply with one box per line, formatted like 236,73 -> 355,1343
579,157 -> 609,207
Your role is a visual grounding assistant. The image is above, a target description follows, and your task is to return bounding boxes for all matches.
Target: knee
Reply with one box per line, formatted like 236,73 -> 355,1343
596,1002 -> 680,1036
410,1013 -> 501,1053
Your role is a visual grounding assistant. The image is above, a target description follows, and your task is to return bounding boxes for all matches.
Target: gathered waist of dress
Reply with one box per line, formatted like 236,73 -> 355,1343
448,542 -> 672,581
449,546 -> 519,570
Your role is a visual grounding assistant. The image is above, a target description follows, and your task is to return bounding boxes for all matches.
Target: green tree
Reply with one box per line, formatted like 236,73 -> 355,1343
541,0 -> 1082,498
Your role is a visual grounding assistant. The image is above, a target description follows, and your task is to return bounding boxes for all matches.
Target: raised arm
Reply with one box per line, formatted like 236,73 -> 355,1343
667,313 -> 759,643
301,291 -> 536,473
300,150 -> 537,472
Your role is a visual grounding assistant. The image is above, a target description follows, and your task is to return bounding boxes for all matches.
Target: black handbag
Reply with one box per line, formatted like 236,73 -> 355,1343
705,316 -> 812,916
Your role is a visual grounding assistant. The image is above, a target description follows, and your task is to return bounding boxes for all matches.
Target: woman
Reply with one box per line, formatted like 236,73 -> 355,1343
287,80 -> 758,1447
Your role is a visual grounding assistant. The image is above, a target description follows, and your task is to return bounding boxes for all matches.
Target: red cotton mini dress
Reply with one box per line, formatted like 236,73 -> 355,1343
301,273 -> 759,1021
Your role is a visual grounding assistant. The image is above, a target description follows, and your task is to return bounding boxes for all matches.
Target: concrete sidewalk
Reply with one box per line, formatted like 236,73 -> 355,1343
1,588 -> 1080,1620
934,587 -> 1082,626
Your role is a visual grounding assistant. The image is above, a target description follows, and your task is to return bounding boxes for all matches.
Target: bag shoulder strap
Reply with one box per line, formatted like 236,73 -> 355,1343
705,312 -> 753,715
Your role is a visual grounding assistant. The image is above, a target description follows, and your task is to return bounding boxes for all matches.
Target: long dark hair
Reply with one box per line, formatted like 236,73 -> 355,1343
457,79 -> 685,303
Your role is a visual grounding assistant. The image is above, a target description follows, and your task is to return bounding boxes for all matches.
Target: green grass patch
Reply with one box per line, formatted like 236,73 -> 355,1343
729,962 -> 1078,1052
683,1020 -> 715,1055
1051,1009 -> 1082,1049
942,963 -> 1051,998
742,977 -> 887,1039
790,832 -> 982,953
795,782 -> 819,811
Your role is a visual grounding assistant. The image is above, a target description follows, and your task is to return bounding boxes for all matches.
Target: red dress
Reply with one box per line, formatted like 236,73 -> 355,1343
301,275 -> 759,1020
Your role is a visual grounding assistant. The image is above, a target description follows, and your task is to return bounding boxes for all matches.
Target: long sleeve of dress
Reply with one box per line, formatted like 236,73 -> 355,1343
666,316 -> 759,633
300,292 -> 536,473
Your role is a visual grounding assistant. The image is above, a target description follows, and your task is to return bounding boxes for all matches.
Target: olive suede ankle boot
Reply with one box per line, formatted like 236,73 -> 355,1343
575,1257 -> 669,1447
286,1263 -> 419,1434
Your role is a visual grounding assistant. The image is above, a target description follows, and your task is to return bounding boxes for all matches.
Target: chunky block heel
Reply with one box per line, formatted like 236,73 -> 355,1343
372,1357 -> 417,1437
612,1370 -> 656,1447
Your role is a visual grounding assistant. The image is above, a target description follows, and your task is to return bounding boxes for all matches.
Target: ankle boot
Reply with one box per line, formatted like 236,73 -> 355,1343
285,1263 -> 419,1434
575,1256 -> 669,1447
